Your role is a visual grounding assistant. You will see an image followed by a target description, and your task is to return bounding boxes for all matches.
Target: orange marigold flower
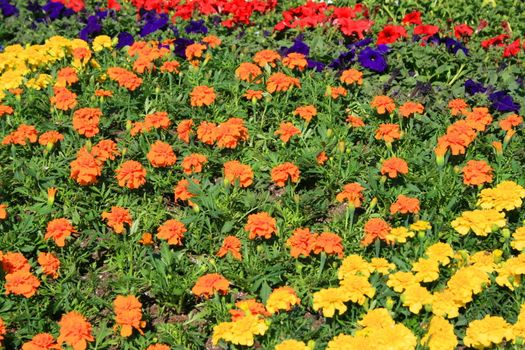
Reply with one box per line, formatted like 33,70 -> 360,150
72,108 -> 102,138
57,311 -> 94,350
316,151 -> 328,165
253,49 -> 280,67
282,52 -> 308,70
113,295 -> 146,337
196,121 -> 217,145
90,139 -> 119,162
107,67 -> 142,91
287,228 -> 317,258
192,273 -> 230,299
464,107 -> 492,132
56,67 -> 79,87
146,344 -> 170,350
45,218 -> 76,247
217,236 -> 242,260
362,218 -> 391,246
462,160 -> 493,186
293,105 -> 317,122
0,318 -> 4,343
190,85 -> 216,107
326,86 -> 347,99
115,161 -> 146,189
94,89 -> 113,97
0,105 -> 14,117
157,219 -> 186,245
5,271 -> 40,298
229,299 -> 270,321
177,119 -> 193,144
22,333 -> 60,350
174,179 -> 198,207
275,122 -> 301,143
138,233 -> 153,245
340,68 -> 363,85
223,160 -> 254,188
147,141 -> 177,168
50,87 -> 77,111
266,72 -> 300,93
37,252 -> 60,279
313,232 -> 344,258
160,61 -> 181,73
381,157 -> 409,178
346,115 -> 365,127
371,95 -> 395,114
2,124 -> 38,145
9,88 -> 23,96
448,98 -> 468,116
0,203 -> 6,220
145,112 -> 171,130
203,35 -> 222,48
375,123 -> 401,143
336,183 -> 365,208
1,252 -> 30,274
214,118 -> 249,149
235,62 -> 262,82
102,206 -> 132,234
245,212 -> 277,240
185,43 -> 206,60
499,113 -> 522,131
265,286 -> 301,314
181,153 -> 208,174
244,89 -> 264,101
390,195 -> 420,215
271,162 -> 300,187
398,102 -> 424,117
38,131 -> 64,146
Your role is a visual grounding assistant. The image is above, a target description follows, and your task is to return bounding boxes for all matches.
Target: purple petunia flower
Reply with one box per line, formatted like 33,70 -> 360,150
280,38 -> 310,56
489,91 -> 521,112
0,0 -> 18,17
358,47 -> 388,73
174,37 -> 194,58
140,12 -> 168,37
79,15 -> 102,41
116,32 -> 134,49
307,59 -> 325,72
328,49 -> 355,70
464,79 -> 486,95
185,20 -> 208,34
443,38 -> 468,55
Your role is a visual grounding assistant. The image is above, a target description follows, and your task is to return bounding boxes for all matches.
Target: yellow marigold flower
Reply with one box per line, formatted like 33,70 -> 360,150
387,271 -> 418,293
401,284 -> 433,314
312,287 -> 348,317
447,266 -> 490,298
451,209 -> 506,236
369,258 -> 395,275
274,339 -> 310,350
265,286 -> 301,314
26,74 -> 52,90
425,242 -> 454,266
410,220 -> 431,231
431,290 -> 460,319
92,35 -> 113,52
338,255 -> 370,279
212,314 -> 268,346
477,181 -> 525,211
386,226 -> 414,243
339,275 -> 375,305
326,334 -> 371,350
374,324 -> 417,350
495,254 -> 525,290
412,258 -> 440,283
511,227 -> 525,251
421,316 -> 458,350
514,304 -> 525,343
468,250 -> 499,273
463,316 -> 514,349
357,308 -> 395,332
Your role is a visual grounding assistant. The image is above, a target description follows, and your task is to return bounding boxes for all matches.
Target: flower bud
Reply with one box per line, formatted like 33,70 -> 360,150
369,197 -> 378,210
47,187 -> 57,206
385,297 -> 394,310
502,228 -> 511,239
326,128 -> 333,137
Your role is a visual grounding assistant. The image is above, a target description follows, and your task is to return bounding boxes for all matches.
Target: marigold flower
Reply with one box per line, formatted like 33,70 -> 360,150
45,218 -> 76,247
398,101 -> 424,117
147,141 -> 177,168
38,131 -> 64,146
339,275 -> 376,305
287,228 -> 317,258
245,212 -> 277,240
192,273 -> 230,299
101,206 -> 132,234
462,160 -> 493,186
146,344 -> 170,350
275,339 -> 309,350
338,255 -> 371,279
401,284 -> 432,314
38,252 -> 60,279
50,87 -> 77,111
390,195 -> 420,215
386,227 -> 415,244
57,311 -> 94,350
293,105 -> 317,122
271,162 -> 300,187
214,118 -> 249,149
340,68 -> 363,85
463,316 -> 514,349
107,67 -> 142,91
217,236 -> 242,260
326,86 -> 347,99
362,218 -> 391,246
1,252 -> 30,274
145,112 -> 171,130
2,124 -> 39,145
499,113 -> 523,131
174,179 -> 199,207
275,122 -> 301,143
212,313 -> 268,346
91,139 -> 119,162
115,160 -> 146,189
451,209 -> 506,236
265,286 -> 301,314
336,182 -> 365,208
313,232 -> 344,258
235,62 -> 262,82
346,115 -> 365,127
229,299 -> 269,321
478,181 -> 525,211
0,317 -> 6,342
157,219 -> 186,246
72,108 -> 102,138
56,67 -> 79,87
511,227 -> 525,251
190,85 -> 216,107
0,105 -> 14,117
113,295 -> 146,337
412,257 -> 440,283
426,242 -> 454,265
282,52 -> 307,70
253,49 -> 280,67
381,157 -> 408,178
316,151 -> 328,165
421,316 -> 458,350
160,61 -> 181,73
266,72 -> 300,93
177,119 -> 193,144
448,98 -> 468,116
464,107 -> 493,132
5,271 -> 40,298
94,89 -> 113,97
181,153 -> 208,174
203,35 -> 222,48
371,95 -> 395,114
185,43 -> 206,60
375,123 -> 401,143
223,160 -> 254,187
69,147 -> 102,185
387,271 -> 419,293
244,89 -> 264,101
312,287 -> 348,317
22,333 -> 60,350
